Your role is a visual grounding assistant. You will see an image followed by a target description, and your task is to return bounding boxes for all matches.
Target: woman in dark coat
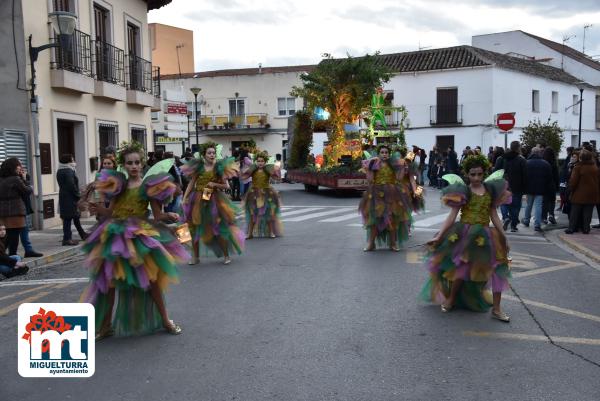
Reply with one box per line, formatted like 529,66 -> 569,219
0,157 -> 32,255
565,149 -> 600,234
56,154 -> 88,245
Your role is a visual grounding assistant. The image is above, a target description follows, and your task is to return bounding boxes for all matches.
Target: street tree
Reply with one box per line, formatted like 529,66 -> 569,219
520,118 -> 564,154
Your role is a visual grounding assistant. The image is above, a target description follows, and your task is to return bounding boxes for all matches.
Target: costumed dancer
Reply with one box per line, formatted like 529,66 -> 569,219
181,142 -> 244,265
83,142 -> 189,340
420,154 -> 512,322
359,144 -> 414,252
241,150 -> 283,239
402,150 -> 425,215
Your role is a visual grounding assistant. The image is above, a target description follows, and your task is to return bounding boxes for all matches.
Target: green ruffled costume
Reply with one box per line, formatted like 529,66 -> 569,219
420,171 -> 512,311
81,170 -> 189,335
181,157 -> 245,257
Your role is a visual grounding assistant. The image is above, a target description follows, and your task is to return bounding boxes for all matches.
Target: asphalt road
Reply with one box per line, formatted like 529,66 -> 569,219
1,184 -> 599,400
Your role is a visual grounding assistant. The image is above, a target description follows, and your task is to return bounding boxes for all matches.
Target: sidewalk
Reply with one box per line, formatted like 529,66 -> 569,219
555,229 -> 600,264
18,218 -> 97,269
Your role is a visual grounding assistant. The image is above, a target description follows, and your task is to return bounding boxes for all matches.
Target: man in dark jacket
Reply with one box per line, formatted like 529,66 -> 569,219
494,141 -> 527,232
522,147 -> 553,231
446,146 -> 459,174
56,154 -> 88,246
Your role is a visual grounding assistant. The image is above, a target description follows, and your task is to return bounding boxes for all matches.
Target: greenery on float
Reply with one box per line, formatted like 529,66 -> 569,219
287,111 -> 313,169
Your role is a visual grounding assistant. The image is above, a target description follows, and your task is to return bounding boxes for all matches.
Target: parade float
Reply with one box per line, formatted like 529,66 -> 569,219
286,54 -> 408,192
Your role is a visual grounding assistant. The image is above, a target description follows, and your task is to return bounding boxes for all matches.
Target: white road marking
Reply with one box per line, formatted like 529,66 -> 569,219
319,212 -> 360,223
503,295 -> 600,323
512,264 -> 583,278
463,331 -> 600,346
280,207 -> 324,217
0,277 -> 88,287
283,208 -> 355,222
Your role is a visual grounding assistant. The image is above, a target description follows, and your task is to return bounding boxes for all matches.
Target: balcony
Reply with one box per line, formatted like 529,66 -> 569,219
50,29 -> 94,94
194,114 -> 270,135
92,40 -> 126,101
430,105 -> 463,126
126,54 -> 154,107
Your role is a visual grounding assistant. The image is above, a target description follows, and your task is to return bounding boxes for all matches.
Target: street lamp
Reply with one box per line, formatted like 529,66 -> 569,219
190,87 -> 201,151
29,11 -> 77,230
577,83 -> 585,148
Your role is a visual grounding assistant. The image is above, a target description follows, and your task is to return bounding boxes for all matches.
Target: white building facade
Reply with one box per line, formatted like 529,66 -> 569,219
158,66 -> 314,159
374,45 -> 600,155
1,0 -> 169,228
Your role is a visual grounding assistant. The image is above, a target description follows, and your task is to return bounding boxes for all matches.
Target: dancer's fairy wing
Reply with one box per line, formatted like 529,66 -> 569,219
484,169 -> 512,207
144,158 -> 175,180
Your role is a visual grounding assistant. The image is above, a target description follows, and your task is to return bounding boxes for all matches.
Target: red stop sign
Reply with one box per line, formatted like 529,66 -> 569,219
497,113 -> 515,131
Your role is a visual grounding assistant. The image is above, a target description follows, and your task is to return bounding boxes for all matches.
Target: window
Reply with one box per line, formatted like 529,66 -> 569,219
573,94 -> 580,115
131,127 -> 147,151
229,99 -> 245,116
53,0 -> 72,12
98,123 -> 118,155
551,91 -> 558,113
277,97 -> 296,116
532,90 -> 540,112
151,111 -> 160,122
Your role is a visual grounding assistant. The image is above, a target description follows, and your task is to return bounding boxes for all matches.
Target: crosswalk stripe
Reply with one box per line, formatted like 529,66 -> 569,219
283,208 -> 355,222
0,277 -> 88,287
319,212 -> 360,223
280,207 -> 324,217
0,284 -> 55,302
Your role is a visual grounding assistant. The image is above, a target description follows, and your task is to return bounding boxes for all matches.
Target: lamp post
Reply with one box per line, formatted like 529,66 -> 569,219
29,11 -> 77,230
578,85 -> 584,148
190,87 -> 201,152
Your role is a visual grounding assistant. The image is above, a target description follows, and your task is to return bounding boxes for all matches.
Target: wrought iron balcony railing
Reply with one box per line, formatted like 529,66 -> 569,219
430,104 -> 463,125
126,54 -> 152,93
152,66 -> 161,98
93,40 -> 125,86
51,29 -> 93,77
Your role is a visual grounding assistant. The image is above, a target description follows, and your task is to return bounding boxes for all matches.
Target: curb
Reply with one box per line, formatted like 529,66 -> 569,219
557,233 -> 600,264
24,245 -> 83,269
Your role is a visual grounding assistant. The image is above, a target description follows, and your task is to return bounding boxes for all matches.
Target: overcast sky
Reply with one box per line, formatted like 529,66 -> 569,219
148,0 -> 600,72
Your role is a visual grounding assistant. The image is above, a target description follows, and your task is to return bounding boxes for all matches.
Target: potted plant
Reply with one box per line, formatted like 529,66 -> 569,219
203,122 -> 209,130
264,123 -> 271,129
258,116 -> 267,126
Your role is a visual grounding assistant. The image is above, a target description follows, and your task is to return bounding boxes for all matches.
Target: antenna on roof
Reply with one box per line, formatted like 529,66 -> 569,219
418,41 -> 431,51
561,34 -> 576,69
583,24 -> 593,55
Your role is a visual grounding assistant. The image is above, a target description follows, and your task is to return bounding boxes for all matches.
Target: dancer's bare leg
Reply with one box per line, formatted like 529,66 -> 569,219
246,219 -> 255,239
364,227 -> 377,251
218,237 -> 231,264
149,281 -> 181,333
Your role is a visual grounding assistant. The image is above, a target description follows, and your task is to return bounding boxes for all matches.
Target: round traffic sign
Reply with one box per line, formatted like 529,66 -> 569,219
497,113 -> 515,131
